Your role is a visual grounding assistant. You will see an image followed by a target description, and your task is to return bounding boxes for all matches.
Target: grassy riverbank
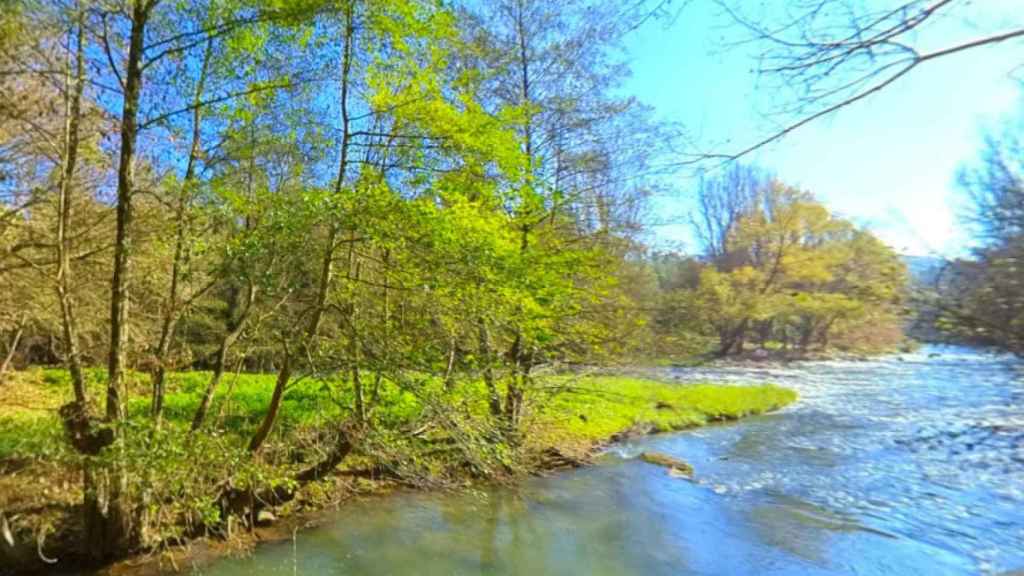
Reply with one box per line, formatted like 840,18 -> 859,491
525,375 -> 796,458
0,367 -> 795,573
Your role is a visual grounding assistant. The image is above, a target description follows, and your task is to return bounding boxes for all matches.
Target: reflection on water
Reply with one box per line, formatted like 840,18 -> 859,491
196,346 -> 1023,575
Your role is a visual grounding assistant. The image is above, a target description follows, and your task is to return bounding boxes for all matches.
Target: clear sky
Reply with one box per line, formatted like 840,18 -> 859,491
624,1 -> 1024,257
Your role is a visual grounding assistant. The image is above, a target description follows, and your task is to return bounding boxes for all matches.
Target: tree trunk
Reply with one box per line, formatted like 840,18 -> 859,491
352,362 -> 364,423
371,249 -> 391,407
339,6 -> 358,423
477,319 -> 502,417
248,353 -> 291,453
52,5 -> 120,564
718,319 -> 749,356
109,0 -> 149,424
54,7 -> 87,403
505,377 -> 523,430
149,292 -> 181,422
150,38 -> 213,426
97,0 -> 152,561
248,1 -> 354,453
293,428 -> 353,483
717,328 -> 734,357
348,242 -> 364,423
515,0 -> 533,159
0,324 -> 23,382
222,426 -> 354,531
820,317 -> 838,350
442,336 -> 456,391
757,319 -> 772,347
213,356 -> 246,427
798,318 -> 816,351
149,320 -> 175,425
190,342 -> 228,432
191,281 -> 254,431
504,335 -> 530,431
724,319 -> 749,356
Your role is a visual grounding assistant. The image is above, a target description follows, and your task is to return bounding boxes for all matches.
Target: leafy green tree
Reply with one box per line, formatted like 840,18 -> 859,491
671,182 -> 907,355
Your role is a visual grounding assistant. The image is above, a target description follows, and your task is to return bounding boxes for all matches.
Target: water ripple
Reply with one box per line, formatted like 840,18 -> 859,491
664,345 -> 1024,574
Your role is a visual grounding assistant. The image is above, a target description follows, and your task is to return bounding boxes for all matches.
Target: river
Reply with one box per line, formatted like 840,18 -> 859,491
194,345 -> 1023,575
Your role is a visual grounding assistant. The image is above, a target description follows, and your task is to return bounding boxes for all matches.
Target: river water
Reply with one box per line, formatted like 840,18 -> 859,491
197,346 -> 1023,575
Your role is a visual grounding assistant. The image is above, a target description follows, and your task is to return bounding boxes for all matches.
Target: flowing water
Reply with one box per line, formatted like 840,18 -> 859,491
196,346 -> 1023,575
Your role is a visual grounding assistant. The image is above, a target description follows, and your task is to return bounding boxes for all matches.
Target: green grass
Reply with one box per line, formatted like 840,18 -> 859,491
129,371 -> 351,433
0,412 -> 66,461
528,376 -> 797,450
0,368 -> 429,461
0,368 -> 796,463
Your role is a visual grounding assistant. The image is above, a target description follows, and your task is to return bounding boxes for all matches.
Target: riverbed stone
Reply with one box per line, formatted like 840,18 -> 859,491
639,451 -> 694,477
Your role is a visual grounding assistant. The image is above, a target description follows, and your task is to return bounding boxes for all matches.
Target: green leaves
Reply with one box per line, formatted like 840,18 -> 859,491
668,183 -> 908,353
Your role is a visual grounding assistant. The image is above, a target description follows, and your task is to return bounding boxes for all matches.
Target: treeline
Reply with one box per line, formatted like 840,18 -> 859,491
641,165 -> 909,358
917,105 -> 1024,355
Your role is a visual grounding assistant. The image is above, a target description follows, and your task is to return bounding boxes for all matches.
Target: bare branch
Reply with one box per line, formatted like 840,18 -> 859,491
705,0 -> 1024,162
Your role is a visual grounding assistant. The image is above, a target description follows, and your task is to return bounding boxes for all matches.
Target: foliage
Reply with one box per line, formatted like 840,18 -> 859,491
649,176 -> 908,357
922,110 -> 1024,355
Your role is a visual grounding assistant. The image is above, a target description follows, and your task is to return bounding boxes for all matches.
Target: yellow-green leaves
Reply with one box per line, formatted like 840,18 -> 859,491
672,182 -> 907,353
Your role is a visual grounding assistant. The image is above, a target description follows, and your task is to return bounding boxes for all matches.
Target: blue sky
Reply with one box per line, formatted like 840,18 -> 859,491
624,1 -> 1023,256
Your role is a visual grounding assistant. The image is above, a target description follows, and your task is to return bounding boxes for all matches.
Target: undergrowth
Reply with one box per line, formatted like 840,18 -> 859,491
0,366 -> 795,568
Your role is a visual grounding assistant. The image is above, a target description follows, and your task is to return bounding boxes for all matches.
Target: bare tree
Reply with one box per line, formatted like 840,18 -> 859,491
690,163 -> 772,265
712,0 -> 1024,160
959,117 -> 1024,245
938,106 -> 1024,354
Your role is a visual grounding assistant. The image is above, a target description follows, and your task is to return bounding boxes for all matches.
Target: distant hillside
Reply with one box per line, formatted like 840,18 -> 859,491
902,255 -> 944,287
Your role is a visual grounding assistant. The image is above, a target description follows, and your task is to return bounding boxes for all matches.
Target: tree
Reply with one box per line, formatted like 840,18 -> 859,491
240,0 -> 514,452
452,0 -> 675,427
670,182 -> 907,355
931,107 -> 1024,353
690,163 -> 772,267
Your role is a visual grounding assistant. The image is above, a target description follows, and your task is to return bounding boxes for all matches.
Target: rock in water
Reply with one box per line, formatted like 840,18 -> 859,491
255,510 -> 277,526
639,451 -> 694,477
667,468 -> 693,480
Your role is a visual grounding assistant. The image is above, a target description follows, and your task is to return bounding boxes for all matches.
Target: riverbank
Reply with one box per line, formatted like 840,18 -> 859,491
635,340 -> 921,370
0,368 -> 795,574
